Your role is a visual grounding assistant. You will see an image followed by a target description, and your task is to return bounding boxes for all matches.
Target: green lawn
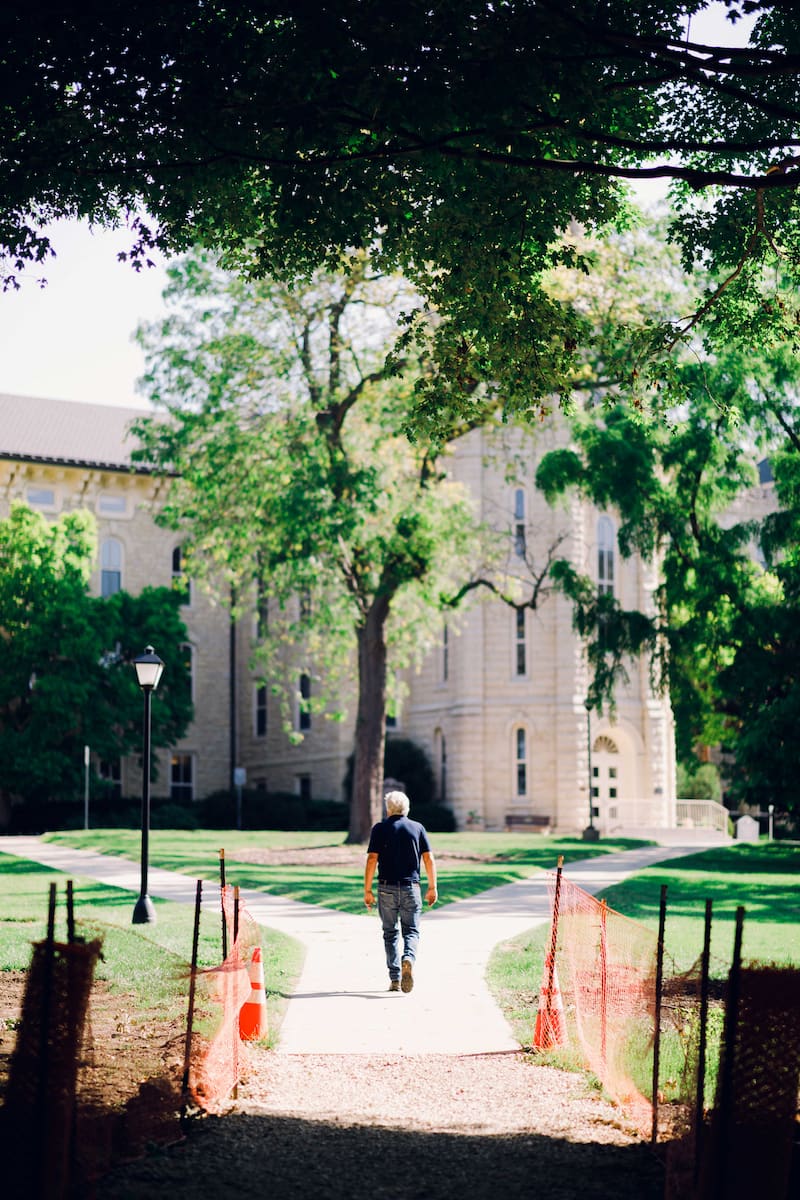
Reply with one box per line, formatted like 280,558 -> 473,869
42,828 -> 653,913
0,852 -> 304,1047
488,840 -> 800,1057
597,841 -> 800,971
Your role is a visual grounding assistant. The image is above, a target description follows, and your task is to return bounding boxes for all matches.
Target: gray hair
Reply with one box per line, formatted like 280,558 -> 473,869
385,790 -> 410,817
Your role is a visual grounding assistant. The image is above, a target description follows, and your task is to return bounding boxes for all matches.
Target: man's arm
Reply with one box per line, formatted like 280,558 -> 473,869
364,852 -> 379,907
422,851 -> 438,906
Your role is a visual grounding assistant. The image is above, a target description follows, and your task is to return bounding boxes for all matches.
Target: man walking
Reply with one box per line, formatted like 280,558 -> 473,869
364,790 -> 438,993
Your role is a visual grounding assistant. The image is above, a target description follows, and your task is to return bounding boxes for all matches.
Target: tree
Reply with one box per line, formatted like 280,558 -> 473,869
0,503 -> 193,824
133,250 -> 500,841
3,2 -> 800,426
535,341 -> 800,816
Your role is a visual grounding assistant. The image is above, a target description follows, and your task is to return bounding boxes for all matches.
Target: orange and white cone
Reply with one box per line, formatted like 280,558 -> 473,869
239,947 -> 269,1041
532,954 -> 567,1050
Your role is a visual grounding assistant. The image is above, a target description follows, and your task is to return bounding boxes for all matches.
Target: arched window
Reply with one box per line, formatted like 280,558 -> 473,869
100,538 -> 122,597
513,488 -> 526,557
515,728 -> 527,797
597,517 -> 615,596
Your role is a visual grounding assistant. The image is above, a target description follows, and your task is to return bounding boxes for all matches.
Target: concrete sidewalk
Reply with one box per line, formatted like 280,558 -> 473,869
0,834 -> 718,1056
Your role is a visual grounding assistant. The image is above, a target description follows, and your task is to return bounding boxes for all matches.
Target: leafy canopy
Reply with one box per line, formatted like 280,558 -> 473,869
4,2 -> 800,428
0,503 -> 192,809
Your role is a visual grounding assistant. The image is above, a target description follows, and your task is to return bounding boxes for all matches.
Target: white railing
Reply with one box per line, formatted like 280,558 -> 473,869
675,798 -> 731,834
600,796 -> 673,833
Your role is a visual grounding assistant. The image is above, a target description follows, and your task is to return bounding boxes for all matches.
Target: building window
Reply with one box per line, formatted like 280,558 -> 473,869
597,517 -> 615,597
256,584 -> 269,639
515,728 -> 527,797
513,489 -> 526,557
298,673 -> 311,731
181,642 -> 195,702
440,734 -> 448,805
170,753 -> 194,801
100,538 -> 122,597
297,774 -> 312,802
98,493 -> 127,516
515,608 -> 526,677
255,683 -> 268,736
442,622 -> 449,682
98,758 -> 122,801
172,545 -> 191,605
27,486 -> 56,510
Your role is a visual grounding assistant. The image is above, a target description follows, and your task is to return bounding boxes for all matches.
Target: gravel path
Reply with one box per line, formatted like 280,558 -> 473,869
3,837 -> 697,1197
94,1051 -> 665,1200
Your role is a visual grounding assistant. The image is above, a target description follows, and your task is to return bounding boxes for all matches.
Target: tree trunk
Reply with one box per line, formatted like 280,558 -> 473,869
348,595 -> 390,843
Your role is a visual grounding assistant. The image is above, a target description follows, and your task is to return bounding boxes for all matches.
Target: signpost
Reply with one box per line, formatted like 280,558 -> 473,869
233,766 -> 246,830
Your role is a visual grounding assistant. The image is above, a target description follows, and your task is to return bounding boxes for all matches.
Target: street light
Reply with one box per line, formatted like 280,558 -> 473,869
583,698 -> 599,842
132,645 -> 165,924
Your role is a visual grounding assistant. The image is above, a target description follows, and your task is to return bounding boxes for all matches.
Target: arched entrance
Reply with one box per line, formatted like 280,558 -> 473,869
591,734 -> 623,831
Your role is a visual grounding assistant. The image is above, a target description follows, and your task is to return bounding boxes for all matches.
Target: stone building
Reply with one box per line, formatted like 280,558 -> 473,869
1,392 -> 677,833
393,424 -> 677,834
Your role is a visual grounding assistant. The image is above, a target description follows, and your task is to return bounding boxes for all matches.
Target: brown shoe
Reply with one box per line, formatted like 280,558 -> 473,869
401,960 -> 414,993
389,980 -> 400,992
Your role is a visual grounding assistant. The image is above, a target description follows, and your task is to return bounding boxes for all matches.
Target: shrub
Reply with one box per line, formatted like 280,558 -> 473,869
307,799 -> 349,831
677,760 -> 723,801
197,789 -> 347,830
408,802 -> 457,833
151,802 -> 198,830
343,736 -> 438,806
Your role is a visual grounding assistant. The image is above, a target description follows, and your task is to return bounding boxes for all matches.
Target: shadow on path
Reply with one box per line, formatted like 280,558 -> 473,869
94,1111 -> 665,1200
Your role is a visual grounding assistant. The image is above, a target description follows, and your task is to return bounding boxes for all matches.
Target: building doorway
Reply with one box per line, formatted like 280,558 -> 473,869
591,734 -> 622,831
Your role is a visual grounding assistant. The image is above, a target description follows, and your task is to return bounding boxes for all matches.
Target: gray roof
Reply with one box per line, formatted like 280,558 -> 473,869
0,393 -> 151,473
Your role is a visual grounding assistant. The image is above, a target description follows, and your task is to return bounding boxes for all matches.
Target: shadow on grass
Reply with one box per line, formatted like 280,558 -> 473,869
0,856 -> 57,876
659,842 -> 800,875
93,1110 -> 665,1200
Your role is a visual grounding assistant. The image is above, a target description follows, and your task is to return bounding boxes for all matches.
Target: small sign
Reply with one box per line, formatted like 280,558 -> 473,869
735,814 -> 759,842
233,767 -> 246,787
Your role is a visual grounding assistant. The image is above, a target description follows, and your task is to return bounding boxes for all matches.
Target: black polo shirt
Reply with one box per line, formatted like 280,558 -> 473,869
367,814 -> 431,885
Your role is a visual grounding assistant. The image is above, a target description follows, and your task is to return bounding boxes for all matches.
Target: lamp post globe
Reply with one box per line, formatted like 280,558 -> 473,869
132,646 -> 164,924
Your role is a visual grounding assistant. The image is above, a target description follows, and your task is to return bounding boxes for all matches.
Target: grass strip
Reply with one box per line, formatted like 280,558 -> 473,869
43,829 -> 653,913
0,853 -> 304,1047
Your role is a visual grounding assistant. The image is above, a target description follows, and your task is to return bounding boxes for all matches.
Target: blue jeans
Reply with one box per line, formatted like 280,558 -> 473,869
378,883 -> 422,980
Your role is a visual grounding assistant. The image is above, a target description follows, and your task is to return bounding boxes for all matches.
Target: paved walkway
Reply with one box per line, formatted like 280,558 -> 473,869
0,833 -> 725,1056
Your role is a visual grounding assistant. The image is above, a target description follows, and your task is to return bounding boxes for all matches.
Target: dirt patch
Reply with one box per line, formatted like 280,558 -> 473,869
0,967 -> 186,1185
229,845 -> 506,867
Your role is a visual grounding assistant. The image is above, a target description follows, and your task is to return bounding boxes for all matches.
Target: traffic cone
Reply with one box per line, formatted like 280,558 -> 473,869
239,947 -> 269,1041
532,954 -> 567,1050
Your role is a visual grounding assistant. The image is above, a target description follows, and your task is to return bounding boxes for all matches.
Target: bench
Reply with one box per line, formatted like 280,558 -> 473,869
504,813 -> 551,834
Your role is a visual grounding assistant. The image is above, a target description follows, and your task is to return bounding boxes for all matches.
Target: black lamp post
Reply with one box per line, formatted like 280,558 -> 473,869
583,698 -> 600,841
132,645 -> 164,924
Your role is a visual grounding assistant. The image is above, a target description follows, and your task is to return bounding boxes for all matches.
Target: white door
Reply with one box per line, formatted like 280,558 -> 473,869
592,735 -> 622,832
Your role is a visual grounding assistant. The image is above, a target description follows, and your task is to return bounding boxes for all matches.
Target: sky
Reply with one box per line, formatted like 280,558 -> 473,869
0,4 -> 753,411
